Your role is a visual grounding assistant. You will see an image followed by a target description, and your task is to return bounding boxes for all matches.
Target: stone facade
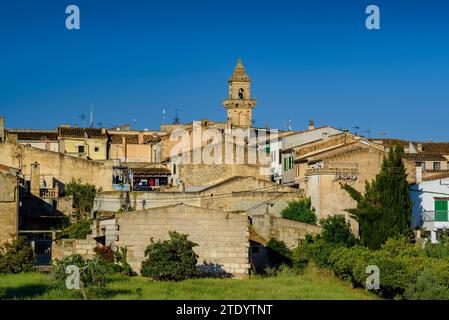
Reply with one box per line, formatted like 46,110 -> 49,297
0,172 -> 18,243
251,214 -> 321,248
52,237 -> 97,260
0,142 -> 113,191
97,204 -> 250,278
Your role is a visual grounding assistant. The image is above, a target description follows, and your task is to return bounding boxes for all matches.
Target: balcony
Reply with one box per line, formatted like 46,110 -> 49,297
39,188 -> 57,198
422,210 -> 449,222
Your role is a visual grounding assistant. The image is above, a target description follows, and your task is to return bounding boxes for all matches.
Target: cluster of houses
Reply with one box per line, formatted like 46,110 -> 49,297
0,59 -> 448,275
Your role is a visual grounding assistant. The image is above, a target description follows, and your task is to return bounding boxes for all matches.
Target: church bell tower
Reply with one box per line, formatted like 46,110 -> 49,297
222,59 -> 256,128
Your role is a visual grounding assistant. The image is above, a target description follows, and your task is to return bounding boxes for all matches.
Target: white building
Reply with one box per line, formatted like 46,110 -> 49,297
411,171 -> 449,243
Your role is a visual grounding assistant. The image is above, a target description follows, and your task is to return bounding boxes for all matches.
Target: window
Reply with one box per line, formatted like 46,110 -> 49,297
238,88 -> 244,100
173,163 -> 177,175
434,162 -> 441,170
283,158 -> 287,171
78,146 -> 85,153
94,147 -> 99,152
435,199 -> 448,222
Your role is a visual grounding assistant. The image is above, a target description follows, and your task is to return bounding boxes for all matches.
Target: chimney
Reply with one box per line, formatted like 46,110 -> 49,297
0,115 -> 4,143
308,120 -> 315,130
416,164 -> 423,183
30,162 -> 41,196
409,142 -> 417,154
417,143 -> 423,153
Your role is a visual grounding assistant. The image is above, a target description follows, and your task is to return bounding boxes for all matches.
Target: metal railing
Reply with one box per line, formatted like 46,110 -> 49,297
422,210 -> 449,222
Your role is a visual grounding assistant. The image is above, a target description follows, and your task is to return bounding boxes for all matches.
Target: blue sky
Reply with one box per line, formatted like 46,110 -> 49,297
1,0 -> 448,141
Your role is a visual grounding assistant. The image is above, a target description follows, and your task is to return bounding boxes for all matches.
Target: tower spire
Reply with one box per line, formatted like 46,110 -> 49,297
222,59 -> 256,128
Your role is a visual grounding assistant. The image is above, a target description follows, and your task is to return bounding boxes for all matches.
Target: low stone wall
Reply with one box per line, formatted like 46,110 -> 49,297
252,214 -> 321,248
0,173 -> 18,243
111,204 -> 250,278
52,237 -> 97,261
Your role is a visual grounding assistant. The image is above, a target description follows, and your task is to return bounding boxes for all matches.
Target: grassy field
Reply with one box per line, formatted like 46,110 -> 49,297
0,266 -> 379,300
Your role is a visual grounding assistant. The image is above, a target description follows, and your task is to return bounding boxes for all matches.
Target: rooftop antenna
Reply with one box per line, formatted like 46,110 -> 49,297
353,125 -> 360,136
78,113 -> 86,128
162,108 -> 166,124
172,109 -> 180,125
285,118 -> 292,131
89,103 -> 94,128
379,131 -> 387,138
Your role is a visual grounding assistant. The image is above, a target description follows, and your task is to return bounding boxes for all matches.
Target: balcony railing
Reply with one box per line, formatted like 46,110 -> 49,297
422,210 -> 449,222
39,189 -> 57,198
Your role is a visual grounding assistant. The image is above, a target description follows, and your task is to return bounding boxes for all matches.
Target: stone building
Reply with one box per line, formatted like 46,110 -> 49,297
0,167 -> 19,243
91,204 -> 250,277
58,126 -> 108,160
4,129 -> 59,152
294,133 -> 385,234
108,129 -> 164,163
222,59 -> 256,128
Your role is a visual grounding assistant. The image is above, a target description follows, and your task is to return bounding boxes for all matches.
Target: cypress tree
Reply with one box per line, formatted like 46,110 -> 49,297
343,146 -> 413,249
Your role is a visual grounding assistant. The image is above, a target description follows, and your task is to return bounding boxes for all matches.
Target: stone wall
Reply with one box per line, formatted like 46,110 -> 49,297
52,237 -> 97,260
0,173 -> 18,243
111,204 -> 250,278
252,214 -> 321,248
0,142 -> 113,191
93,177 -> 301,215
179,163 -> 269,187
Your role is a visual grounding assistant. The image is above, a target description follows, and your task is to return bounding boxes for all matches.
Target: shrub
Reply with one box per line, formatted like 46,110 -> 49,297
280,198 -> 317,225
114,246 -> 136,276
293,238 -> 341,270
328,245 -> 372,283
423,235 -> 449,259
319,215 -> 357,247
141,231 -> 199,281
94,245 -> 115,263
266,238 -> 292,259
51,254 -> 108,296
0,236 -> 35,274
64,179 -> 98,214
58,219 -> 92,240
404,269 -> 449,300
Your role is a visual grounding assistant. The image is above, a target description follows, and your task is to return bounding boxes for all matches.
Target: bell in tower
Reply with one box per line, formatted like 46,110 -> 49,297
222,59 -> 257,128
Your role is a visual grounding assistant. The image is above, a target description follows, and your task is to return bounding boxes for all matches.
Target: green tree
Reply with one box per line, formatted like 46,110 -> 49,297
343,146 -> 413,250
65,179 -> 98,215
141,231 -> 199,281
280,198 -> 317,225
319,215 -> 357,247
0,236 -> 35,274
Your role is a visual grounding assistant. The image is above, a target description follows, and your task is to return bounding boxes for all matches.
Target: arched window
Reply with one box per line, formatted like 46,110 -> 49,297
238,88 -> 244,100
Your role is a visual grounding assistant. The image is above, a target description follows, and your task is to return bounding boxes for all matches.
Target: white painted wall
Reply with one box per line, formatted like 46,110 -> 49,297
411,177 -> 449,228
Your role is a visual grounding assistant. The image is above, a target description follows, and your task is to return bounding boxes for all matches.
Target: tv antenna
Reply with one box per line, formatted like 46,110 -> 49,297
78,113 -> 86,128
285,118 -> 292,131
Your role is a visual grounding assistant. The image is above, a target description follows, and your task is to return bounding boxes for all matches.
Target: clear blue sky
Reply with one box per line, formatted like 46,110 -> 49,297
1,0 -> 448,141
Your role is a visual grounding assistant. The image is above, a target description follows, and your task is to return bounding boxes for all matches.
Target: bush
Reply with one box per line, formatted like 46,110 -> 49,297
0,236 -> 35,274
319,215 -> 357,247
328,245 -> 372,282
141,231 -> 199,281
404,269 -> 449,300
293,238 -> 341,270
94,245 -> 115,263
281,198 -> 317,225
64,179 -> 98,214
58,219 -> 92,240
51,254 -> 108,296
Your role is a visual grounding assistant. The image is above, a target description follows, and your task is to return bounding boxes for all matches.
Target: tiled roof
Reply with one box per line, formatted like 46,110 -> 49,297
7,129 -> 58,141
423,172 -> 449,181
422,143 -> 449,155
404,153 -> 447,162
58,127 -> 106,139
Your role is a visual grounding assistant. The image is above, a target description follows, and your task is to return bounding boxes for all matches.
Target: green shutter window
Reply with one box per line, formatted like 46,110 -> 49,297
435,200 -> 448,221
283,158 -> 287,171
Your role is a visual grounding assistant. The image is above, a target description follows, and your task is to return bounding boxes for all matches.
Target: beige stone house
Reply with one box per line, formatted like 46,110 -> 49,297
58,126 -> 108,160
294,133 -> 385,234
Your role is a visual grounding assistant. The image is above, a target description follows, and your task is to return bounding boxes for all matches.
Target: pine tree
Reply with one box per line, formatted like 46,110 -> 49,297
343,146 -> 413,249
